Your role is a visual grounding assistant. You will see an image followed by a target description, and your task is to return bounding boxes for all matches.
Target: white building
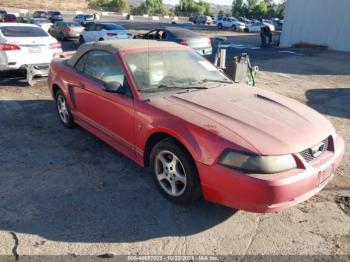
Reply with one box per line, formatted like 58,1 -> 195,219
280,0 -> 350,52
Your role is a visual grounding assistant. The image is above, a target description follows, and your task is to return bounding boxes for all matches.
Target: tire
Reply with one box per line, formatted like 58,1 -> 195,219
232,25 -> 237,31
150,138 -> 202,205
59,32 -> 65,42
79,35 -> 85,45
218,23 -> 223,29
244,28 -> 249,33
55,89 -> 74,128
99,38 -> 104,41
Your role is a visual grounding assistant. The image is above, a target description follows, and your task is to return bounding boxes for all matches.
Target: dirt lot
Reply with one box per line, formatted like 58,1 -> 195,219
0,24 -> 349,260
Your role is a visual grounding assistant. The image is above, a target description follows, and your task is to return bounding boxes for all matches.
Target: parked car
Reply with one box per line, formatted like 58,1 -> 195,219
49,21 -> 84,41
30,18 -> 52,32
16,16 -> 31,23
217,16 -> 245,31
244,21 -> 275,32
135,27 -> 212,56
32,11 -> 48,19
189,16 -> 197,23
79,23 -> 132,44
47,11 -> 63,23
48,39 -> 344,213
0,10 -> 7,19
1,14 -> 17,23
272,19 -> 283,31
0,23 -> 62,72
73,14 -> 94,26
195,16 -> 213,25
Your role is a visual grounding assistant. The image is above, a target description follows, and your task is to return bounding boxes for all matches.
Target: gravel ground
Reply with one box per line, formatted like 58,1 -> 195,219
0,25 -> 349,260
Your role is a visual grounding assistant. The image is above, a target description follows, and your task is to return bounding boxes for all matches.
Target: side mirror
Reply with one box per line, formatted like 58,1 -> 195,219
102,81 -> 124,94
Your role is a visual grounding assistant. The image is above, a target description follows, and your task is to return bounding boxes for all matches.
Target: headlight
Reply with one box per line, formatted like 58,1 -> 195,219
219,150 -> 297,174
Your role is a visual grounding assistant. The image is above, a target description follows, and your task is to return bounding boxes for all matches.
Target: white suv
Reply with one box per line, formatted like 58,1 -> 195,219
217,17 -> 245,31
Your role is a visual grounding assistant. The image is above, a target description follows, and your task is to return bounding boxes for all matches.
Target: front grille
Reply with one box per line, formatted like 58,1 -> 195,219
299,138 -> 329,162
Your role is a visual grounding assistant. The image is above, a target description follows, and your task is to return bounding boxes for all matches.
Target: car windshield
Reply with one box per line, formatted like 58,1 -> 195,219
0,26 -> 48,37
125,50 -> 232,94
84,15 -> 93,19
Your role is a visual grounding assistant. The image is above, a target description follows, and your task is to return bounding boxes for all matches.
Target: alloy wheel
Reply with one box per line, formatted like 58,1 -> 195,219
57,94 -> 69,124
154,150 -> 187,197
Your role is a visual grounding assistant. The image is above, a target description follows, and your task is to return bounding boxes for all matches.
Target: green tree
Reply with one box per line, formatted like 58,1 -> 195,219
232,0 -> 244,16
108,0 -> 129,12
145,0 -> 166,15
87,0 -> 129,12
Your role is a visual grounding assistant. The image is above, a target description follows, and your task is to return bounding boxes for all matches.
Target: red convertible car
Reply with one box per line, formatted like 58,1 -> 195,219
48,40 -> 345,213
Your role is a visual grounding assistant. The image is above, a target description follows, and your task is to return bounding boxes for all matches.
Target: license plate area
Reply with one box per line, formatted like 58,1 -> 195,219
28,46 -> 42,53
318,165 -> 333,187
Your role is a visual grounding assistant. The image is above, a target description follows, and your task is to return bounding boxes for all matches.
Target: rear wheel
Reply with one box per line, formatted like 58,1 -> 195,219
59,32 -> 65,42
150,139 -> 202,205
99,38 -> 104,41
79,35 -> 85,45
55,90 -> 74,128
218,23 -> 223,29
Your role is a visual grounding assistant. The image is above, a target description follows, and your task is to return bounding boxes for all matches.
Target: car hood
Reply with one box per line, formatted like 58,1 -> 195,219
149,85 -> 335,155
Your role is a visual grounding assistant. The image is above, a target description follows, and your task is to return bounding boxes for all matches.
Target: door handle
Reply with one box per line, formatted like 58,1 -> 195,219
77,82 -> 85,89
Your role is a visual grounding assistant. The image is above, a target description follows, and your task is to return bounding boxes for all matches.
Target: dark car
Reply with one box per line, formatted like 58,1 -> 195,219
135,27 -> 212,56
47,11 -> 63,22
33,11 -> 48,18
1,14 -> 17,23
0,10 -> 7,18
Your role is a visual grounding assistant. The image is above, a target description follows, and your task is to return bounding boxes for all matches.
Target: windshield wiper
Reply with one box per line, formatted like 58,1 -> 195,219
199,79 -> 233,84
157,84 -> 208,90
139,84 -> 208,93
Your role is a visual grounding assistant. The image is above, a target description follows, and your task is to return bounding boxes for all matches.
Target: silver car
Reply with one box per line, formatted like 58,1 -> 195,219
49,21 -> 85,41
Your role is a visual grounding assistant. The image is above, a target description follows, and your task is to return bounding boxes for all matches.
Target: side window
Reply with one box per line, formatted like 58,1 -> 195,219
74,52 -> 89,72
147,30 -> 157,39
95,25 -> 104,31
85,23 -> 95,31
83,51 -> 128,91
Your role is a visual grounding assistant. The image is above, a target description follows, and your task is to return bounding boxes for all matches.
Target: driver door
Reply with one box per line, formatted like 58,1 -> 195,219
69,50 -> 136,159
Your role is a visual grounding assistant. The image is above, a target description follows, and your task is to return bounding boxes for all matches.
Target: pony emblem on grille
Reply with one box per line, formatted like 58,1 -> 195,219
310,142 -> 325,158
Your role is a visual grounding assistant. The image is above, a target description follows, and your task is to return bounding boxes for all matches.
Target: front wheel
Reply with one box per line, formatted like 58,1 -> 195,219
218,23 -> 223,29
232,25 -> 237,31
55,90 -> 74,128
150,139 -> 202,205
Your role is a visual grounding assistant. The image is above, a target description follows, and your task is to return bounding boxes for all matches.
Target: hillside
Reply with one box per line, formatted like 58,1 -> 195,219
0,0 -> 88,10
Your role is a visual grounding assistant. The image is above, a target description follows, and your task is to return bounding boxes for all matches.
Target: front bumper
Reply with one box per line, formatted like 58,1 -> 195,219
66,32 -> 81,39
198,135 -> 345,213
236,25 -> 246,31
